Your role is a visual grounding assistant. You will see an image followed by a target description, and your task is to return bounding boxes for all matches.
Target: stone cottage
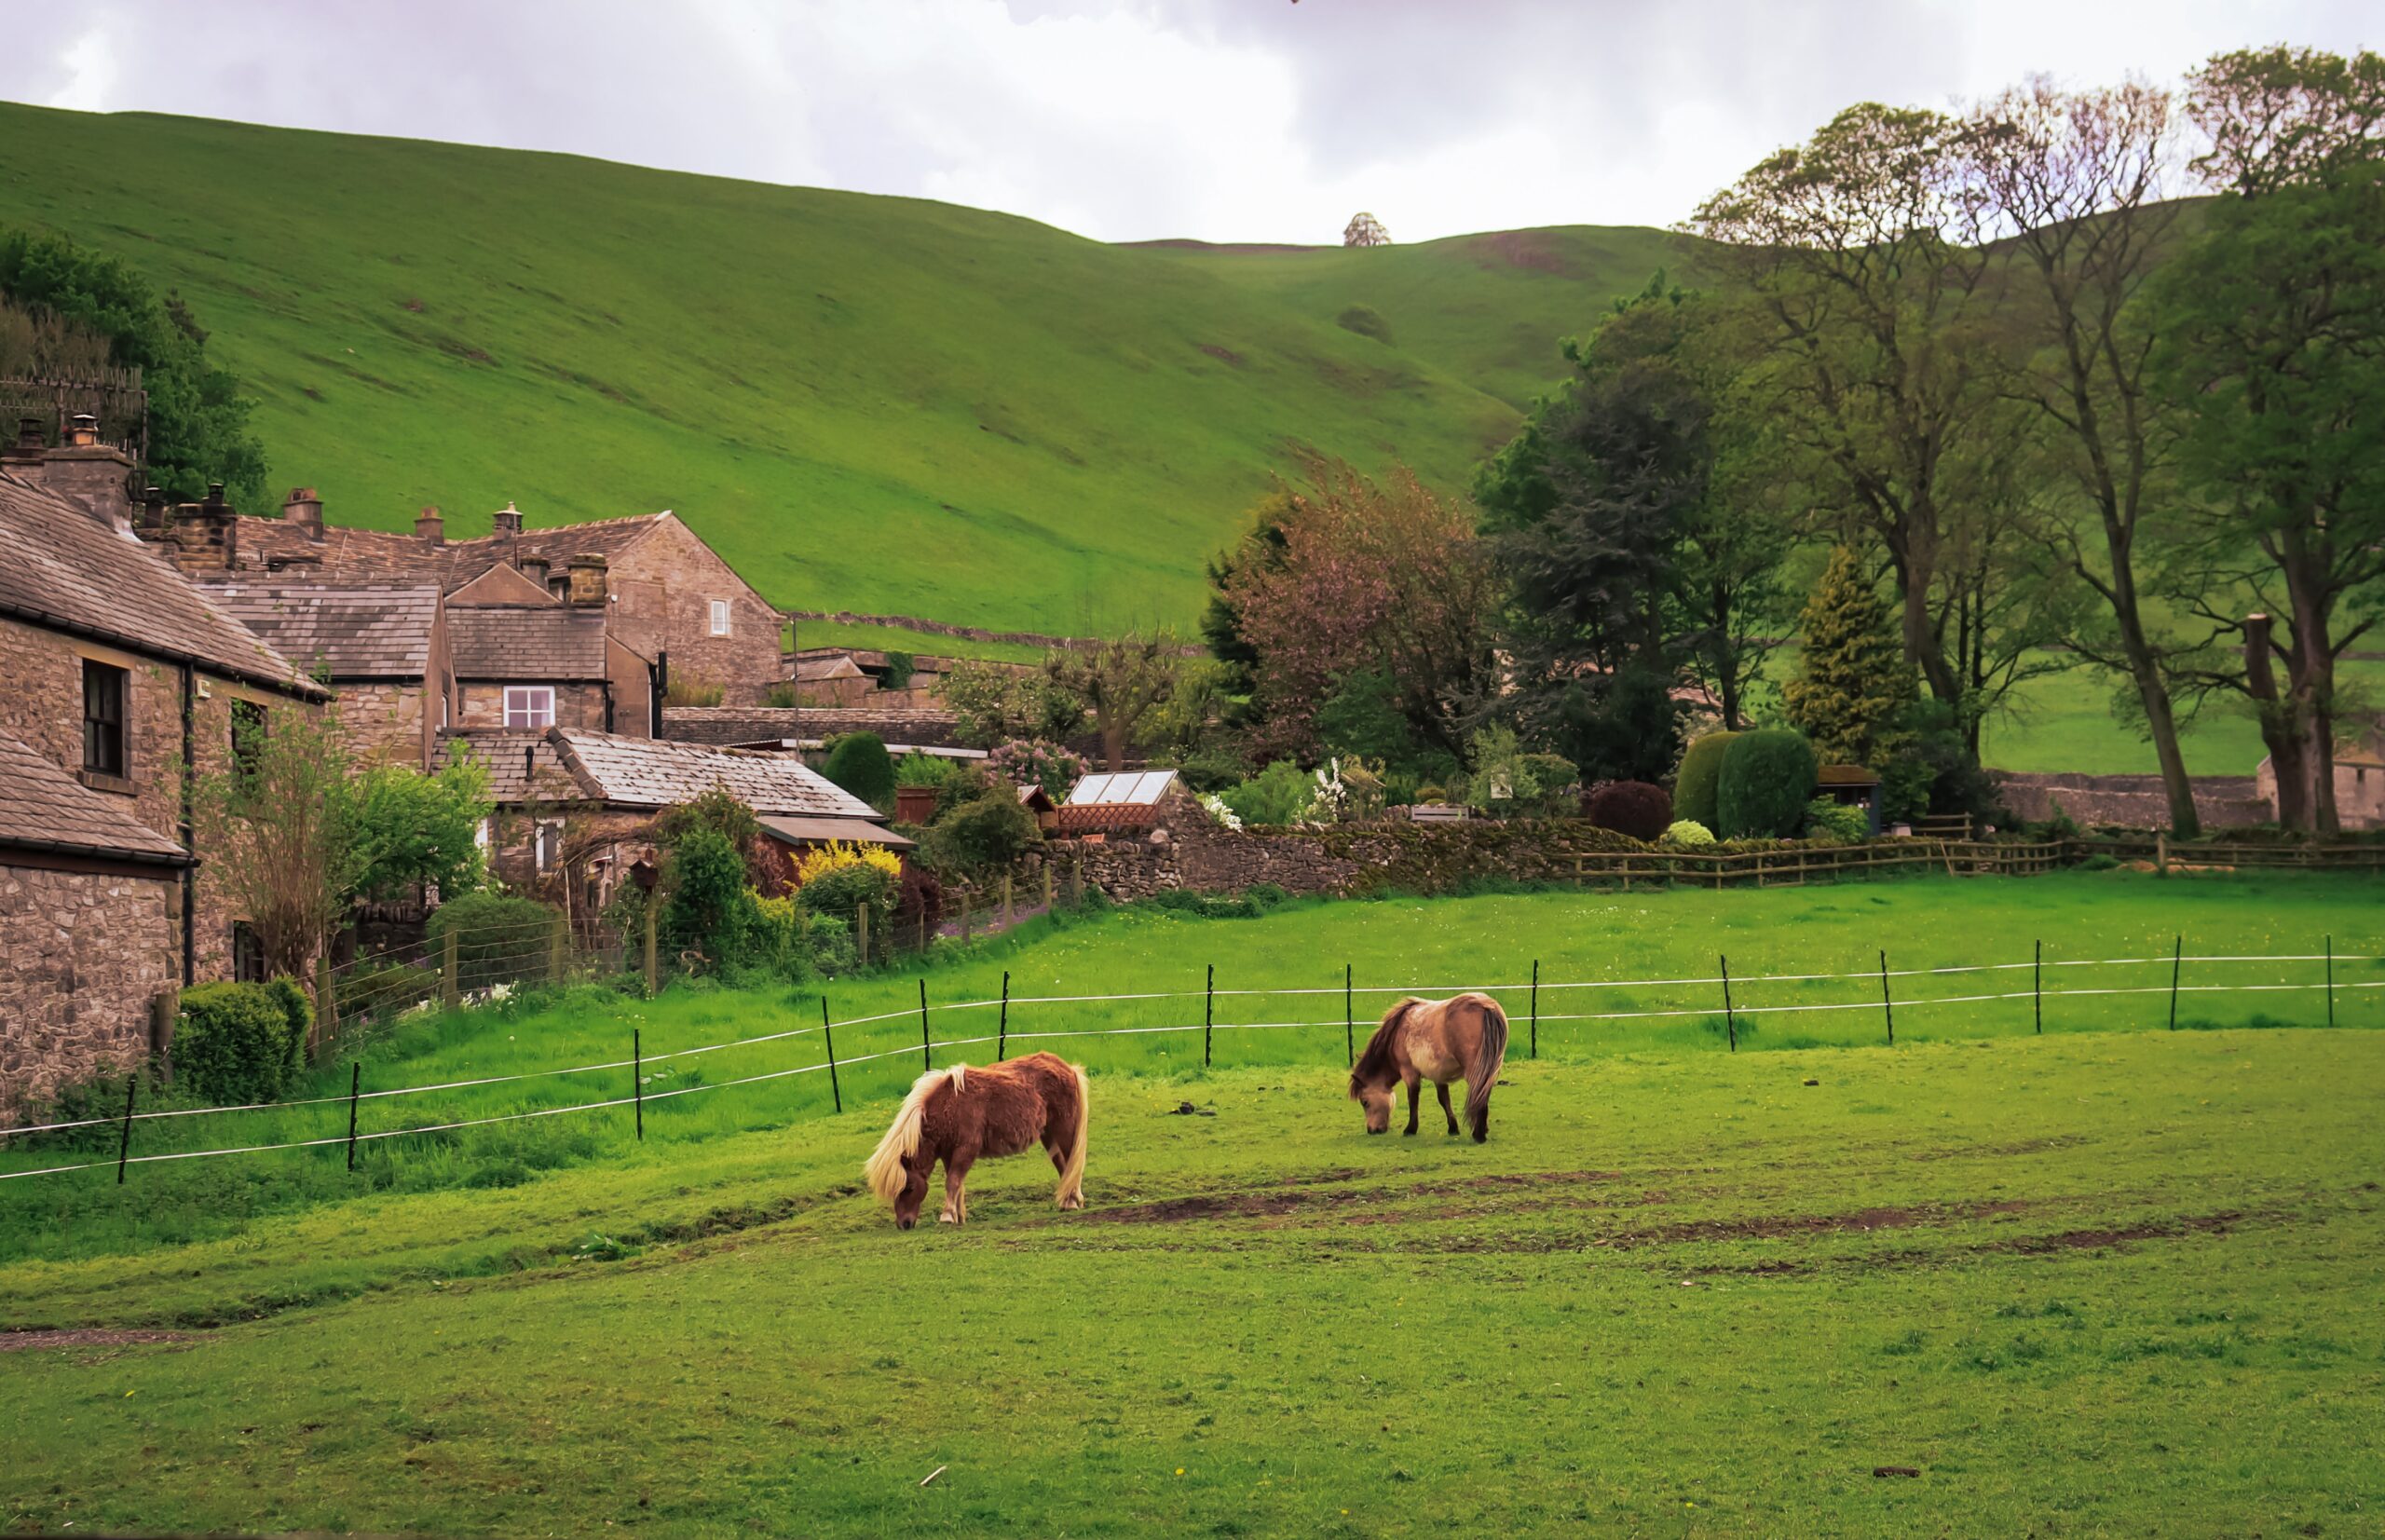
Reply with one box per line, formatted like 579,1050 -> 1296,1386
196,582 -> 455,769
0,458 -> 327,1120
2256,719 -> 2385,832
217,496 -> 784,703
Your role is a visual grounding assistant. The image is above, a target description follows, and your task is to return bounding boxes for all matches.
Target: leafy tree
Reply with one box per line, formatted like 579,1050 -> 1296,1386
1783,546 -> 1916,765
661,826 -> 756,965
942,659 -> 1084,747
1342,211 -> 1391,247
1043,632 -> 1183,771
353,752 -> 492,904
0,226 -> 267,504
2146,46 -> 2385,833
1716,729 -> 1818,840
1201,490 -> 1295,696
192,706 -> 361,979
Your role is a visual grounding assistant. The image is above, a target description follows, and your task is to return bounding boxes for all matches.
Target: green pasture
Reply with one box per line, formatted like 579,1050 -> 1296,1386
4,1015 -> 2381,1535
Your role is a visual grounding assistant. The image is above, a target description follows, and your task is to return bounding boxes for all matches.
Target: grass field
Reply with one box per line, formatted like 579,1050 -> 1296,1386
0,105 -> 1683,634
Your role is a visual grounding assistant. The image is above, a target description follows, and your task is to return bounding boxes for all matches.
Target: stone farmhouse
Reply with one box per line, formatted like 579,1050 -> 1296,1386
0,450 -> 327,1120
195,583 -> 455,768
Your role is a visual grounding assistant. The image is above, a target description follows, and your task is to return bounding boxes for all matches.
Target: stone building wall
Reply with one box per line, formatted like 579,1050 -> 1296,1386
1993,771 -> 2271,831
0,864 -> 177,1123
611,519 -> 785,706
455,680 -> 612,732
339,680 -> 435,769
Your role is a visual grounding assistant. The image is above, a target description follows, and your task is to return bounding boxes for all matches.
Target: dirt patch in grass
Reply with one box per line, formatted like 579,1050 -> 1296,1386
0,1329 -> 196,1353
1909,1135 -> 2091,1162
1602,1200 -> 2034,1248
1991,1212 -> 2242,1254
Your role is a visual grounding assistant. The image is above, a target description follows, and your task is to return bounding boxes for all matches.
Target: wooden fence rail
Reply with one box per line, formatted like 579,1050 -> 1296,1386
1562,838 -> 2069,890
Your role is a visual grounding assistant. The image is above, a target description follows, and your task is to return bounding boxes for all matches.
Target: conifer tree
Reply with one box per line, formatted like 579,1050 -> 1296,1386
1784,547 -> 1916,765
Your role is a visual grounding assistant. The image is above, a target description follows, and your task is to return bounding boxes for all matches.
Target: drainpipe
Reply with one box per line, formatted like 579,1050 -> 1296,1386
180,660 -> 196,986
650,648 -> 668,739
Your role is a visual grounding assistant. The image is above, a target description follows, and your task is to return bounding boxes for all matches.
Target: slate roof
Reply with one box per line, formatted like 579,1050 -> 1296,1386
233,511 -> 669,590
758,815 -> 916,851
440,728 -> 879,821
0,470 -> 324,696
195,582 -> 440,680
447,606 -> 611,680
0,731 -> 192,865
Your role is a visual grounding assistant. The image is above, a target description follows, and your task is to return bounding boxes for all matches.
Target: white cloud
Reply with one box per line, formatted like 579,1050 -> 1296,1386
0,0 -> 2372,243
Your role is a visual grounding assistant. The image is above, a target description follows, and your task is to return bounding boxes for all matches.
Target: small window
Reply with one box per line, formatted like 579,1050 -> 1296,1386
230,700 -> 267,772
82,660 -> 129,778
231,921 -> 266,984
504,686 -> 555,729
709,599 -> 730,636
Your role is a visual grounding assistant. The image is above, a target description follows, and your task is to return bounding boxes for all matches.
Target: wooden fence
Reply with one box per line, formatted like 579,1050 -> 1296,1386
2071,836 -> 2385,874
1560,838 -> 2068,890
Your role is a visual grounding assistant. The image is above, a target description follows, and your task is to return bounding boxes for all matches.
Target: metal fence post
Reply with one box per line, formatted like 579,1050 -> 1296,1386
1344,963 -> 1353,1067
1530,959 -> 1539,1059
346,1061 -> 361,1172
2169,935 -> 2182,1029
920,978 -> 932,1070
2034,940 -> 2042,1034
116,1072 -> 137,1184
1204,963 -> 1214,1069
2326,934 -> 2335,1029
998,970 -> 1010,1059
1878,950 -> 1894,1045
633,1027 -> 644,1140
821,997 -> 840,1113
1719,953 -> 1737,1053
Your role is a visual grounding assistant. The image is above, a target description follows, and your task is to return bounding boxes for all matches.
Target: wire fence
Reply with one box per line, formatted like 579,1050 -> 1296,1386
5,932 -> 2378,1188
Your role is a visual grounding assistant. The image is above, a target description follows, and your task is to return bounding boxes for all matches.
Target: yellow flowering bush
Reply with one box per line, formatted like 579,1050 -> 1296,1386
795,840 -> 902,885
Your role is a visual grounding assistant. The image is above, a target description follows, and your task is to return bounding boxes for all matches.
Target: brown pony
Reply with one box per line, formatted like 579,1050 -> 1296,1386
864,1051 -> 1089,1229
1349,993 -> 1508,1142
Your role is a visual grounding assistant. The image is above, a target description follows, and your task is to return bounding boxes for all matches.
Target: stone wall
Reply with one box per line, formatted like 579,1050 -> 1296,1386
0,863 -> 177,1124
339,680 -> 435,769
1993,771 -> 2271,831
611,519 -> 786,707
456,679 -> 611,732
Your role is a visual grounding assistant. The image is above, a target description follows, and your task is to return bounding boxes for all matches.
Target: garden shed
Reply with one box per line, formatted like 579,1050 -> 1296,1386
1057,770 -> 1180,837
1816,763 -> 1883,836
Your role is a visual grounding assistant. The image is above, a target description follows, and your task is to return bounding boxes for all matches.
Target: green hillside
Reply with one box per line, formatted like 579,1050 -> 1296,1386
1139,225 -> 1691,411
0,105 -> 1682,633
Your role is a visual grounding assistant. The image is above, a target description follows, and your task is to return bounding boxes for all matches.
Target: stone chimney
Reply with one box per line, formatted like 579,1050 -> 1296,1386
140,484 -> 168,537
415,505 -> 444,544
493,500 -> 523,536
170,483 -> 239,573
566,552 -> 608,607
4,414 -> 139,532
281,486 -> 324,541
519,554 -> 551,591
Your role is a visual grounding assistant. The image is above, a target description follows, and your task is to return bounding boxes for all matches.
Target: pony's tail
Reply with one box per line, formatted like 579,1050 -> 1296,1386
1465,996 -> 1508,1144
1057,1062 -> 1091,1206
864,1068 -> 950,1206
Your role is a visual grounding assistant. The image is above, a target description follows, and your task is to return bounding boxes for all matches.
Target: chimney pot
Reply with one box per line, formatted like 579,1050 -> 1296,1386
415,505 -> 445,544
566,552 -> 608,607
493,500 -> 524,536
9,416 -> 42,454
282,485 -> 325,540
65,414 -> 99,448
520,554 -> 551,590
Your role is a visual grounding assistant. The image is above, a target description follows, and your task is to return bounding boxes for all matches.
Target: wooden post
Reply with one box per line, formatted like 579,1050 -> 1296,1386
822,997 -> 840,1113
442,927 -> 461,1010
642,901 -> 659,999
2326,934 -> 2335,1029
2168,934 -> 2182,1030
856,904 -> 871,970
1878,950 -> 1894,1045
314,955 -> 338,1051
1002,875 -> 1014,927
2034,940 -> 2042,1034
1530,959 -> 1539,1060
148,989 -> 177,1087
2156,830 -> 2170,876
1719,954 -> 1737,1054
961,892 -> 973,945
549,909 -> 567,985
998,971 -> 1010,1058
346,1061 -> 361,1173
1344,963 -> 1354,1068
633,1028 -> 644,1140
116,1071 -> 137,1184
1204,963 -> 1214,1069
920,978 -> 932,1070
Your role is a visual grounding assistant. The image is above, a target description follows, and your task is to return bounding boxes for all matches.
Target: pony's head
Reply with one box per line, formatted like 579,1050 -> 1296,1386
889,1156 -> 933,1229
1347,1000 -> 1416,1135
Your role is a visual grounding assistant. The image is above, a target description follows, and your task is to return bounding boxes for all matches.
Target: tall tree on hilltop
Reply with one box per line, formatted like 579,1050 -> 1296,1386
1962,75 -> 2209,834
1784,545 -> 1916,765
2147,46 -> 2385,834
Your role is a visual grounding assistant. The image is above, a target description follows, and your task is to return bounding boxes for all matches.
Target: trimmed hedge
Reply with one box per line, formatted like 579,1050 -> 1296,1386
426,892 -> 563,994
1673,731 -> 1737,830
823,732 -> 895,808
1717,729 -> 1818,840
176,981 -> 305,1105
1585,780 -> 1673,842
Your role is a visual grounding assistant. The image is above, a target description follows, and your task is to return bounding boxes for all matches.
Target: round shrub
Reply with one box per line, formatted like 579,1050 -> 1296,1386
1663,819 -> 1715,849
1584,780 -> 1672,842
928,790 -> 1040,874
426,892 -> 562,994
175,982 -> 295,1105
1804,797 -> 1869,843
1716,729 -> 1818,840
822,731 -> 895,808
1673,731 -> 1737,830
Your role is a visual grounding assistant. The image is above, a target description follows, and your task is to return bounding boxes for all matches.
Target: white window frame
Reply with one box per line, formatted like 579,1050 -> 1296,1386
504,686 -> 555,729
709,599 -> 731,637
533,819 -> 563,871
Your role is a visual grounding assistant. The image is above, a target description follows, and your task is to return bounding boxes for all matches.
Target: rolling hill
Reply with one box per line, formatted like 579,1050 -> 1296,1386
0,103 -> 1684,633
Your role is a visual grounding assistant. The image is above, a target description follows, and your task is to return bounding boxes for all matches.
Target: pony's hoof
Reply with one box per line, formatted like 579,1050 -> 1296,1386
938,1211 -> 960,1225
1059,1194 -> 1083,1210
1401,1128 -> 1417,1138
1472,1132 -> 1488,1145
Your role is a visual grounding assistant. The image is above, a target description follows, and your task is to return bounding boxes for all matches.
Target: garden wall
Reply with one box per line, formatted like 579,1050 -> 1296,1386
1993,771 -> 2270,830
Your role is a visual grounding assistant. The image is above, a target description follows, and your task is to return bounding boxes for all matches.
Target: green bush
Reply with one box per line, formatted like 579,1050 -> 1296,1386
1221,759 -> 1317,826
893,752 -> 952,789
796,858 -> 897,934
823,731 -> 896,807
2076,852 -> 2121,872
926,790 -> 1040,875
1804,797 -> 1870,843
1663,819 -> 1716,848
1674,731 -> 1737,829
175,982 -> 296,1104
1717,729 -> 1818,840
746,894 -> 817,981
263,974 -> 313,1067
662,826 -> 757,966
425,892 -> 562,994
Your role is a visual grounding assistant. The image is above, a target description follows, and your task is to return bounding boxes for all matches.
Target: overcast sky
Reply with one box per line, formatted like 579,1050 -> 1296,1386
4,0 -> 2376,244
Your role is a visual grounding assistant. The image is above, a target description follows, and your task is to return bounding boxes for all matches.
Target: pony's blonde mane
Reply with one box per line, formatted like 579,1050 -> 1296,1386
863,1066 -> 964,1206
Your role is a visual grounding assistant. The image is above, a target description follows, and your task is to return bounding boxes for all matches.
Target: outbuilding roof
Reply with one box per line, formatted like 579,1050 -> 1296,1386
0,731 -> 192,866
443,728 -> 879,822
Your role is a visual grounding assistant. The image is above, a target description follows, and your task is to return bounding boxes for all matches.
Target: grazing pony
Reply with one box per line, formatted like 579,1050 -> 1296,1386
864,1051 -> 1089,1229
1349,992 -> 1508,1142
